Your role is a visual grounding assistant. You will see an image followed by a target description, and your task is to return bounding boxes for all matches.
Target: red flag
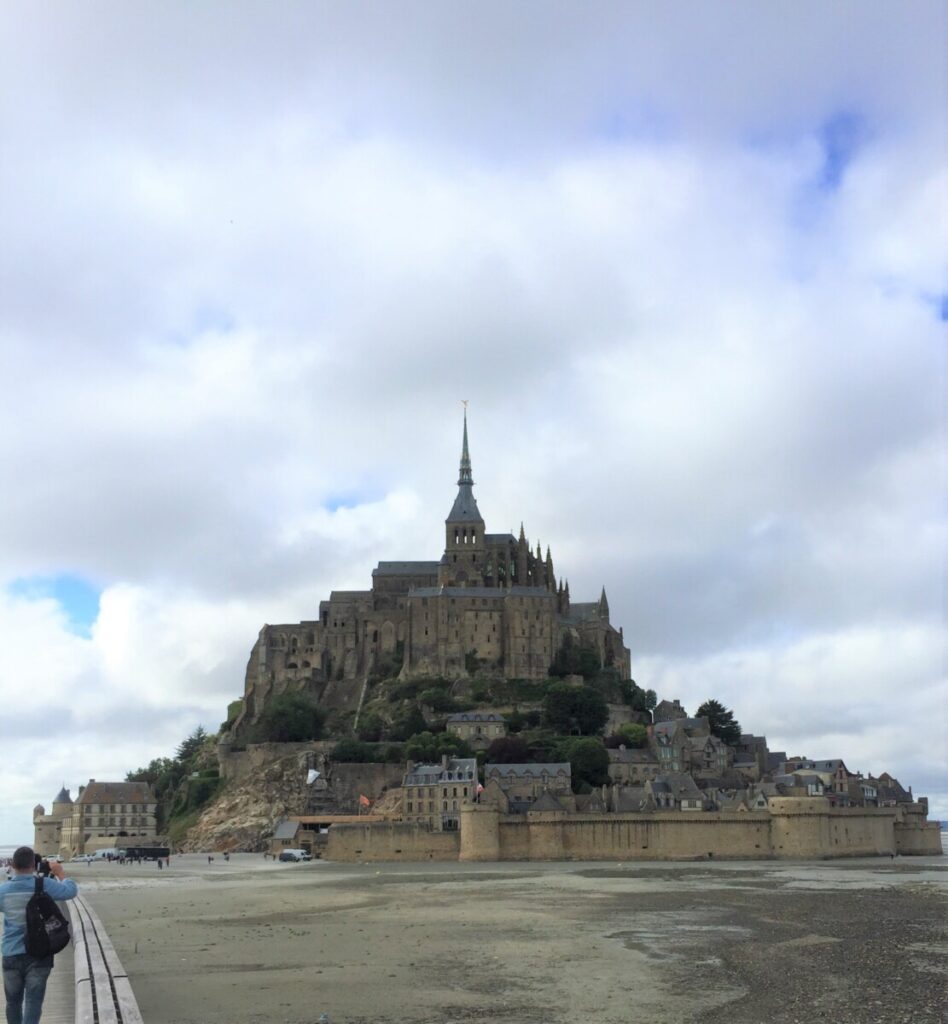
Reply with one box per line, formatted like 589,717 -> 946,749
359,794 -> 371,807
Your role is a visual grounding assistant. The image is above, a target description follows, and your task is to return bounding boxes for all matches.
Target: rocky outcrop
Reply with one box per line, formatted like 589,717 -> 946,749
183,749 -> 314,851
183,748 -> 404,852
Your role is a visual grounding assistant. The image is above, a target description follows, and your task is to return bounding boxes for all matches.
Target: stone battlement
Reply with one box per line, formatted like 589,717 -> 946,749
325,800 -> 942,862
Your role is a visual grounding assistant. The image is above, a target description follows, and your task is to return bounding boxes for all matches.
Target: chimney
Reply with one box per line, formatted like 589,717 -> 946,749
441,753 -> 449,771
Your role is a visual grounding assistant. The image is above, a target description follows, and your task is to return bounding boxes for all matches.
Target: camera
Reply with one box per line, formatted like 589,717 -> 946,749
35,856 -> 51,877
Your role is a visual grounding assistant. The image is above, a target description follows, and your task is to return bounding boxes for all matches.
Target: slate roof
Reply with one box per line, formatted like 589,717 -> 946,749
614,787 -> 648,812
53,786 -> 72,805
811,759 -> 847,773
529,792 -> 569,813
411,586 -> 555,600
562,602 -> 600,623
651,773 -> 704,801
484,533 -> 516,545
447,483 -> 484,523
77,781 -> 154,805
485,763 -> 571,779
609,747 -> 659,764
404,757 -> 478,785
574,792 -> 607,813
372,561 -> 440,576
273,819 -> 300,840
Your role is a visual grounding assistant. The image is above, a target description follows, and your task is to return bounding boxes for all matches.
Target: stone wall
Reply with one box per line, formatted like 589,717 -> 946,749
325,822 -> 460,862
219,740 -> 336,783
894,805 -> 943,855
767,798 -> 895,857
466,811 -> 772,861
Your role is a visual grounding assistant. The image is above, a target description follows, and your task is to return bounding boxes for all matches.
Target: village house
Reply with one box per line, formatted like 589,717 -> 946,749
445,711 -> 506,750
607,746 -> 661,785
401,755 -> 478,831
645,772 -> 707,811
483,762 -> 572,813
48,780 -> 158,857
653,698 -> 689,723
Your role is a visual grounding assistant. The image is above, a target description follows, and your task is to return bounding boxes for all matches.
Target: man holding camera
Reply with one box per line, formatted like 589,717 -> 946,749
0,846 -> 78,1024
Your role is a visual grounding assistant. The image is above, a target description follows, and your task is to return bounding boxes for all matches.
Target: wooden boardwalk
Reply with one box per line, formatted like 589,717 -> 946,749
39,938 -> 74,1024
42,896 -> 146,1024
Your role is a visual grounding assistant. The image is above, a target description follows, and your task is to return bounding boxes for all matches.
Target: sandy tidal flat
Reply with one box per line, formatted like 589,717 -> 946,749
72,854 -> 946,1024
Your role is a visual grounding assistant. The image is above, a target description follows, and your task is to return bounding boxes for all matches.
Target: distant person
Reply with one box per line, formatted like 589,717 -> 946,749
0,846 -> 78,1024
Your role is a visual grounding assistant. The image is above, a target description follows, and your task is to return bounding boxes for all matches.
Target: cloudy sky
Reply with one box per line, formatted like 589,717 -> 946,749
1,2 -> 944,843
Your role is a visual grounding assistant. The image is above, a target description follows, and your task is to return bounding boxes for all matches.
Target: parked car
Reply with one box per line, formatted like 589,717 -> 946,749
278,848 -> 312,862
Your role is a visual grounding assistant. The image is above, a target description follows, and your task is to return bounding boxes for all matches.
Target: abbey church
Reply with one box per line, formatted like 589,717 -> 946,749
236,415 -> 630,730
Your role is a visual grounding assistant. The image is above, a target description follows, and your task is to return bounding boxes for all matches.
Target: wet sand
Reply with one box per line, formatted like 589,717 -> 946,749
69,854 -> 945,1024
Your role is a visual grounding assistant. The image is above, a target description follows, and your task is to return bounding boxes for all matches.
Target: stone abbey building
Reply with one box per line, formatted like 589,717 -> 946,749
236,415 -> 630,731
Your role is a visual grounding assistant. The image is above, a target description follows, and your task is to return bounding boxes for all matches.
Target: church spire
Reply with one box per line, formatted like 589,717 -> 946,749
445,404 -> 483,526
458,405 -> 473,486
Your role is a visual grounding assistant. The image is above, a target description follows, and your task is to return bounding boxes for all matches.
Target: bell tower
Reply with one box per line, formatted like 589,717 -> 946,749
440,406 -> 485,586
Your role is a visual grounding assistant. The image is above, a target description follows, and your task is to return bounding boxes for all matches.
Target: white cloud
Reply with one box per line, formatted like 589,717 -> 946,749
1,3 -> 944,839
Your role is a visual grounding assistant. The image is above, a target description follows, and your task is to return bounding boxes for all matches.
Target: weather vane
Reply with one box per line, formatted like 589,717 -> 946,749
462,399 -> 468,409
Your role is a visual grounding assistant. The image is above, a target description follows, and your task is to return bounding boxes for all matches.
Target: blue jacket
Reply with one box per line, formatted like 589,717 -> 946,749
0,874 -> 78,955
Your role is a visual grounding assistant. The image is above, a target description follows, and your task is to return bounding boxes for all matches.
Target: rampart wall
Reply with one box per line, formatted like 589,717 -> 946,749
325,822 -> 460,862
893,805 -> 943,856
323,800 -> 942,863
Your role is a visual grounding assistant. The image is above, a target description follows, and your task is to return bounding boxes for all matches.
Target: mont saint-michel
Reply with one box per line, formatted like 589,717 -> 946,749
23,414 -> 945,1024
32,414 -> 940,867
233,410 -> 628,742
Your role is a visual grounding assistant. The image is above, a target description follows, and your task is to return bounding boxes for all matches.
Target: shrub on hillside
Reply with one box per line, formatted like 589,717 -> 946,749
256,693 -> 326,743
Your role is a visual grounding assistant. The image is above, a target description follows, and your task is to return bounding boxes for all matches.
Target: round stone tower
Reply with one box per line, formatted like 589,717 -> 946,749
459,803 -> 500,861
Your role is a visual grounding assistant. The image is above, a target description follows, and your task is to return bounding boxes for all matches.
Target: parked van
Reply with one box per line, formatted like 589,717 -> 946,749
278,848 -> 312,862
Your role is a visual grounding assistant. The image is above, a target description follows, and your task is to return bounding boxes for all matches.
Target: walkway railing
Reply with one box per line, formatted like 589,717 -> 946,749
69,895 -> 144,1024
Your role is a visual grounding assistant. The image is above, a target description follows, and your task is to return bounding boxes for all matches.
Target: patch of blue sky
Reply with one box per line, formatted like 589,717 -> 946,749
323,488 -> 384,512
8,574 -> 101,637
816,111 -> 867,192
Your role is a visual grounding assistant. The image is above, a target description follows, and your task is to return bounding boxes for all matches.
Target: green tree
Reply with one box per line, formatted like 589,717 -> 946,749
549,635 -> 602,680
621,680 -> 657,713
404,731 -> 472,762
331,739 -> 374,763
176,726 -> 208,765
541,683 -> 609,735
417,688 -> 459,713
126,757 -> 182,798
525,733 -> 572,764
356,711 -> 384,742
485,735 -> 530,764
617,722 -> 648,748
387,706 -> 428,742
562,737 -> 610,789
257,693 -> 326,743
696,699 -> 742,746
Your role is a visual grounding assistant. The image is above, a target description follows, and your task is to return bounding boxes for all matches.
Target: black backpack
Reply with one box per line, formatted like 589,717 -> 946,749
25,876 -> 71,957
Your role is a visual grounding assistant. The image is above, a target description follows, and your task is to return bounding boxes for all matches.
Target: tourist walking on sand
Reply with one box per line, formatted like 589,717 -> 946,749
0,846 -> 78,1024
